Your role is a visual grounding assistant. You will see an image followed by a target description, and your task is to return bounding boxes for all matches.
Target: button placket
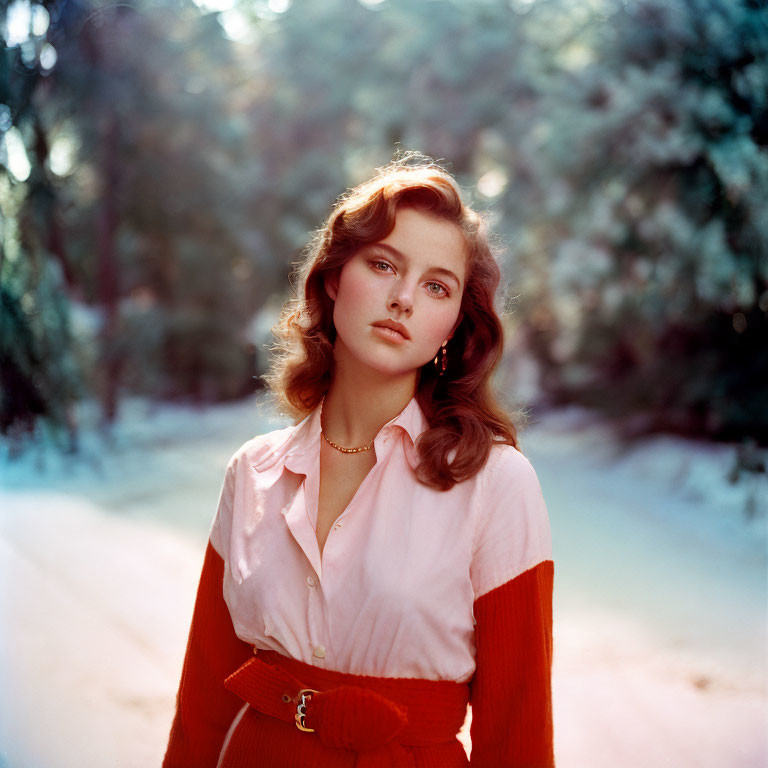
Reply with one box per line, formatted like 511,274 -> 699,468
306,569 -> 328,664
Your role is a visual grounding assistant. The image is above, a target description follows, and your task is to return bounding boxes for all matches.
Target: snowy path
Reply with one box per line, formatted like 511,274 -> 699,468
1,395 -> 766,767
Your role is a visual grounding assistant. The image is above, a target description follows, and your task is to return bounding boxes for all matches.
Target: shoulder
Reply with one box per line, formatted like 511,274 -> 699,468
224,423 -> 298,475
476,442 -> 547,527
480,442 -> 542,495
215,420 -> 302,502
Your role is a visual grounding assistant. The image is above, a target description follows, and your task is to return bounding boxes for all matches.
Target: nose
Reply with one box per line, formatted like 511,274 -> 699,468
388,281 -> 413,315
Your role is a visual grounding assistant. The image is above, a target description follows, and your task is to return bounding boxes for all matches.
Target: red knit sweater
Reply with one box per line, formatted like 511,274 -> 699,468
163,541 -> 554,767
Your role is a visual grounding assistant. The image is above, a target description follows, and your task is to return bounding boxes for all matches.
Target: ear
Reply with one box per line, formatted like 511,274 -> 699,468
324,269 -> 340,301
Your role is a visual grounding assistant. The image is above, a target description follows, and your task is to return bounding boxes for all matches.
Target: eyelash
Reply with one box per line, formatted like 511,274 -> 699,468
369,260 -> 451,298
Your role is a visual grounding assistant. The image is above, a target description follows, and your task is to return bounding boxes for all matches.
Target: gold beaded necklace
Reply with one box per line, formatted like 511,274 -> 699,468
319,396 -> 374,454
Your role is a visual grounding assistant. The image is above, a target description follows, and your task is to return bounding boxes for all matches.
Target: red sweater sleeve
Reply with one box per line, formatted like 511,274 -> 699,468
469,559 -> 555,768
163,540 -> 255,768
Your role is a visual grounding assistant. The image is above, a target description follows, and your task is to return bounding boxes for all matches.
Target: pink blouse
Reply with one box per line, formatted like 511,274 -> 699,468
209,395 -> 552,684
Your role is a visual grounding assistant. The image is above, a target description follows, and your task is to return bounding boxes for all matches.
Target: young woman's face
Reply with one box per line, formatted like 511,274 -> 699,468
324,206 -> 467,379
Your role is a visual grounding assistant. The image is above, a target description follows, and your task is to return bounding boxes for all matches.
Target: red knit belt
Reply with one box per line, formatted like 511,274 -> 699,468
223,649 -> 469,767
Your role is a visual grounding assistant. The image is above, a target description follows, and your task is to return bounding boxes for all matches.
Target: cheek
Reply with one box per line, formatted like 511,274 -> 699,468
420,306 -> 460,347
334,264 -> 373,320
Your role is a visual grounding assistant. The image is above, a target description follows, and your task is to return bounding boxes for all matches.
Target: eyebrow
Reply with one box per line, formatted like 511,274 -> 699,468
367,243 -> 463,289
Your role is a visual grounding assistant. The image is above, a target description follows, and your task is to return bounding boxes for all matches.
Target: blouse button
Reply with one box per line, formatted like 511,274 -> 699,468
313,645 -> 326,659
333,522 -> 343,530
306,576 -> 316,588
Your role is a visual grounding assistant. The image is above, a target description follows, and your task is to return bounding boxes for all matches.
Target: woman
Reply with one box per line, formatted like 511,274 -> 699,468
163,154 -> 555,767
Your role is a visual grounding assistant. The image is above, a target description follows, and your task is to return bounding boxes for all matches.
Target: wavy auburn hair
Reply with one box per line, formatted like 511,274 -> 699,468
262,153 -> 520,491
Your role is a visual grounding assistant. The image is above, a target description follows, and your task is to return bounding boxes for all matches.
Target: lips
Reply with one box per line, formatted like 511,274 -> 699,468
372,320 -> 410,340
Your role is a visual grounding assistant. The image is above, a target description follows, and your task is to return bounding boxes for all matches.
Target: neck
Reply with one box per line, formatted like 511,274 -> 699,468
321,345 -> 418,447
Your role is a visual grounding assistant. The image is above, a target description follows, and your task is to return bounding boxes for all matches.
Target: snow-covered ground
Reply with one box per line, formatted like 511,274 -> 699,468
1,393 -> 766,768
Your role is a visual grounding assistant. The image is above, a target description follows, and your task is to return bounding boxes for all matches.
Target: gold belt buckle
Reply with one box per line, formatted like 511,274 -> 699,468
294,688 -> 319,732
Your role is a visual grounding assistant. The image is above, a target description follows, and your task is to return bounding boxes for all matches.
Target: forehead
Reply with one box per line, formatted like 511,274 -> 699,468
373,207 -> 468,286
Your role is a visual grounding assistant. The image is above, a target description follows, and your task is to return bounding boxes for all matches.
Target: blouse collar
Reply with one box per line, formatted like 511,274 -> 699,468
250,394 -> 429,475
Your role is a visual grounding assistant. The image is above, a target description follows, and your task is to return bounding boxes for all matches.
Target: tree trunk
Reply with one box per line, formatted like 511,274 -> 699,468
98,112 -> 122,428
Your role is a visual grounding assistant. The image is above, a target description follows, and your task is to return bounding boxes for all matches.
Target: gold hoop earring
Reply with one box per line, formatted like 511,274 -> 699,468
433,340 -> 448,376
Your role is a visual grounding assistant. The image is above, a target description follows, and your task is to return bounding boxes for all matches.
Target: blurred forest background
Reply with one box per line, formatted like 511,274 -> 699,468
1,0 -> 767,455
2,2 -> 767,765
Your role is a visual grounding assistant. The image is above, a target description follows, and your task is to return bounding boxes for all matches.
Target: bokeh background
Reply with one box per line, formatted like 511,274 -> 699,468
1,0 -> 766,766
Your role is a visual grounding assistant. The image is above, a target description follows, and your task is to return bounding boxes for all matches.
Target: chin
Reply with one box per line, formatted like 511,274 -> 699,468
335,333 -> 426,377
357,352 -> 420,378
